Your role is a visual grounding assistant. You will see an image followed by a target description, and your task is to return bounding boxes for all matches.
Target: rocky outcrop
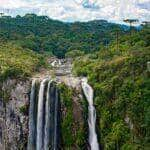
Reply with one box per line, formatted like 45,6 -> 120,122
0,79 -> 30,150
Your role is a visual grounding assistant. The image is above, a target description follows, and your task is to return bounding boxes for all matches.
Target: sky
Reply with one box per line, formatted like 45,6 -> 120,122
0,0 -> 149,23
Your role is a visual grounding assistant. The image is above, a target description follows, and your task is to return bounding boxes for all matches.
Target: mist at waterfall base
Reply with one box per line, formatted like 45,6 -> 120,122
81,78 -> 99,150
27,79 -> 60,150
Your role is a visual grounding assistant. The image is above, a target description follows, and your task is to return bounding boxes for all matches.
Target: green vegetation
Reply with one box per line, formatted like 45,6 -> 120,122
73,26 -> 150,149
59,84 -> 86,149
0,14 -> 126,58
65,50 -> 84,58
0,42 -> 45,81
19,104 -> 28,115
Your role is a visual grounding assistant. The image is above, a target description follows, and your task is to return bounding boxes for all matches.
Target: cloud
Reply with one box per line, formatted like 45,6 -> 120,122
0,0 -> 149,23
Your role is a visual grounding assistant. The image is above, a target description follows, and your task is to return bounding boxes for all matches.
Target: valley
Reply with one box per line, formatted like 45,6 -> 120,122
0,14 -> 149,150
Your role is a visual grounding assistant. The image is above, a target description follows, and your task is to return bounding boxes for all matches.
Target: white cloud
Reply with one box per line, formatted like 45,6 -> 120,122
0,0 -> 149,23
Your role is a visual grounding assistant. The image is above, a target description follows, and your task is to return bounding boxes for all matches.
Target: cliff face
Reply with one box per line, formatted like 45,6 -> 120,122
0,59 -> 87,150
0,79 -> 30,150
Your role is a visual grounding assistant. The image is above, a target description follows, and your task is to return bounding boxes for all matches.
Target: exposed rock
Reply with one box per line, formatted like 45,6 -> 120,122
0,79 -> 30,150
125,115 -> 134,130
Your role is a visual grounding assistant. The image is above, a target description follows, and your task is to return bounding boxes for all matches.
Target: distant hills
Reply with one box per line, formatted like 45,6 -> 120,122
0,14 -> 128,58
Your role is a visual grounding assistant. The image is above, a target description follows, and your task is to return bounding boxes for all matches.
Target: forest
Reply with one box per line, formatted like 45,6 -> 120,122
0,14 -> 127,58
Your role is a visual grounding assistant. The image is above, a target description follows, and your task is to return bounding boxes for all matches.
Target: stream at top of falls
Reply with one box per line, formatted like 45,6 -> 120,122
81,78 -> 99,150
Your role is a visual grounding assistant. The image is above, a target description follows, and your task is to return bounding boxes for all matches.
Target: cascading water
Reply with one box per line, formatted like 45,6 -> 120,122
28,78 -> 60,150
44,80 -> 52,150
28,79 -> 37,150
81,78 -> 99,150
53,88 -> 60,150
28,77 -> 98,150
36,78 -> 48,150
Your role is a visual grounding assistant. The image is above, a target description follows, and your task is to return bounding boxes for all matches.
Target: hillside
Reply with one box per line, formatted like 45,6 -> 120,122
0,42 -> 45,81
0,14 -> 126,58
73,26 -> 150,149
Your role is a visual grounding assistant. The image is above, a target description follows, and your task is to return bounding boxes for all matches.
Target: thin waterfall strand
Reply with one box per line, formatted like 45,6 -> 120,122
36,79 -> 48,150
54,88 -> 59,150
28,79 -> 37,150
44,81 -> 52,150
81,78 -> 99,150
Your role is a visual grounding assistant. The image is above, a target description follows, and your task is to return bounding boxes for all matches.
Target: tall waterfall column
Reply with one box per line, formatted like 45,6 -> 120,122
28,79 -> 38,150
44,81 -> 52,150
81,78 -> 99,150
36,79 -> 48,150
53,87 -> 60,150
44,81 -> 60,150
28,79 -> 60,150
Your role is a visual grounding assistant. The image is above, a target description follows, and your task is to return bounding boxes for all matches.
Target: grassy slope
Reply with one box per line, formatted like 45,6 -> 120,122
73,27 -> 150,149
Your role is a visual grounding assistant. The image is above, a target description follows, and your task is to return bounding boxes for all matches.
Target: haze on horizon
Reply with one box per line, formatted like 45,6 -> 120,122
0,0 -> 149,23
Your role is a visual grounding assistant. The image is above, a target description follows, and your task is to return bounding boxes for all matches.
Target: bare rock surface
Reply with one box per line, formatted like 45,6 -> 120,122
0,79 -> 30,150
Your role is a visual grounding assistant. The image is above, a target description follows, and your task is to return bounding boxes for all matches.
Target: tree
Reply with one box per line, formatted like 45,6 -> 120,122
142,21 -> 150,27
114,28 -> 120,51
0,13 -> 4,17
123,19 -> 139,45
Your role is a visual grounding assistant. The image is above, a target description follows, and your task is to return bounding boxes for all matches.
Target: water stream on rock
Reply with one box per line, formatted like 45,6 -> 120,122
28,79 -> 37,150
36,78 -> 48,150
81,78 -> 99,150
28,78 -> 60,150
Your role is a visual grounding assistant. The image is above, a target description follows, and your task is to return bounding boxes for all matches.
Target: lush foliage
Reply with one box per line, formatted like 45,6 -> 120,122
73,26 -> 150,149
0,42 -> 45,81
59,84 -> 86,149
0,14 -> 126,58
65,50 -> 85,58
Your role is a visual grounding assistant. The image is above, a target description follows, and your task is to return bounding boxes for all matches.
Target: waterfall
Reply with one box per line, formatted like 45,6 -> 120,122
53,88 -> 60,150
44,81 -> 52,150
81,78 -> 99,150
28,79 -> 60,150
28,79 -> 37,150
36,78 -> 48,150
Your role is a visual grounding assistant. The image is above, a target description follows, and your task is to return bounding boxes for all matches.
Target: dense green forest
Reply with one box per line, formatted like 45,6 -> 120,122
0,14 -> 127,58
73,25 -> 150,149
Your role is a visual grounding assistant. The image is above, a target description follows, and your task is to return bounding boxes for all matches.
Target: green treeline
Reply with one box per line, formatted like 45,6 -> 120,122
0,14 -> 126,58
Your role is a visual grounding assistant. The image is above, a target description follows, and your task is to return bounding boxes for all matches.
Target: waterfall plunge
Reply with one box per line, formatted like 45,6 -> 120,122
28,77 -> 98,150
36,78 -> 48,150
28,79 -> 60,150
44,81 -> 52,150
81,78 -> 99,150
28,79 -> 37,150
